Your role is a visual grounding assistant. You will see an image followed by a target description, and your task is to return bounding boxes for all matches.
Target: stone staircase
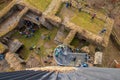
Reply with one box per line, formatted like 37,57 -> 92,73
5,52 -> 24,71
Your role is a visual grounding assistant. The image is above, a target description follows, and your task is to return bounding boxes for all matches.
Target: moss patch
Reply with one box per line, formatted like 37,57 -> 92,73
24,0 -> 51,11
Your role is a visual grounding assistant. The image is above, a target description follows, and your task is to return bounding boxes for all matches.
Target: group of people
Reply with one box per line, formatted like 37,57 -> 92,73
19,20 -> 36,38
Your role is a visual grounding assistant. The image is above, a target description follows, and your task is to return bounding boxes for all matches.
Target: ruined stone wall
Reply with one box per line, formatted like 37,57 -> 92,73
0,6 -> 28,38
63,30 -> 77,45
5,52 -> 24,71
0,7 -> 15,23
45,15 -> 62,27
0,4 -> 24,23
63,21 -> 104,47
0,0 -> 16,18
111,29 -> 120,50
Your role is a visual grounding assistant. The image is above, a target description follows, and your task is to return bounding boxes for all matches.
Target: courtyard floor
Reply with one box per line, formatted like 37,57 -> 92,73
11,26 -> 58,60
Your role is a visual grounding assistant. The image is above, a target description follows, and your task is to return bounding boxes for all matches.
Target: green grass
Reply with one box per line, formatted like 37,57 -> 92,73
12,29 -> 41,59
70,38 -> 80,48
70,37 -> 90,48
12,27 -> 58,60
24,0 -> 51,11
71,11 -> 105,34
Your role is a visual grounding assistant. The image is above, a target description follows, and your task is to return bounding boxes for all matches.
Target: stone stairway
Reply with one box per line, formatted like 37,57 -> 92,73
63,30 -> 77,45
5,52 -> 24,71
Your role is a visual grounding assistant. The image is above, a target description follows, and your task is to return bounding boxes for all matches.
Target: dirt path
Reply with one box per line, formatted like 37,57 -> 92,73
102,39 -> 120,67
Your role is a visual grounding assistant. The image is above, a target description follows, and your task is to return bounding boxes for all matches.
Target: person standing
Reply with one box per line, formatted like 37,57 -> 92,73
66,2 -> 69,8
91,13 -> 96,20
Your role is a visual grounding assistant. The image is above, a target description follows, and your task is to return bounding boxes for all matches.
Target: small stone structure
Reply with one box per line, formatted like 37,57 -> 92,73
8,39 -> 23,53
5,52 -> 24,71
64,30 -> 77,45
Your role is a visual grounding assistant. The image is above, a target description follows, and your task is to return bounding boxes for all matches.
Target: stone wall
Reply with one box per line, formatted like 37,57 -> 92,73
63,30 -> 77,45
45,15 -> 62,27
0,0 -> 16,18
63,20 -> 104,47
5,52 -> 24,71
111,29 -> 120,50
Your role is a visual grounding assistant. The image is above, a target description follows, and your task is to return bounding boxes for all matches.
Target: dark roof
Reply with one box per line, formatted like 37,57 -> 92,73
0,67 -> 120,80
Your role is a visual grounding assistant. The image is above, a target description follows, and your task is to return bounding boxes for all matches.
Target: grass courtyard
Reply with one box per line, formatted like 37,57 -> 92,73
12,27 -> 58,60
58,4 -> 106,35
70,37 -> 90,48
70,38 -> 80,48
24,0 -> 52,11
